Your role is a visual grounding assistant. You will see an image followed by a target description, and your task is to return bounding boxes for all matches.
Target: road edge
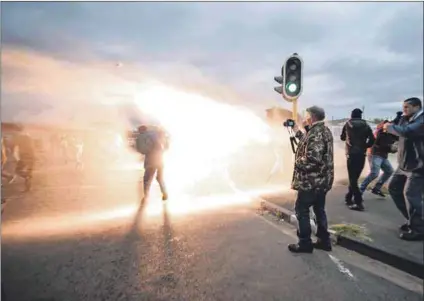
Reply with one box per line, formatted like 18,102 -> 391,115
258,198 -> 424,280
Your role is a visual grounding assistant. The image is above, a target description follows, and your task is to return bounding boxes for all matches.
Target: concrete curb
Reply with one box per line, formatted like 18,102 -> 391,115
259,199 -> 424,280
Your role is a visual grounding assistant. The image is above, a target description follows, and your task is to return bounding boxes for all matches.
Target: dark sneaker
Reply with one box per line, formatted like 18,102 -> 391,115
399,223 -> 410,232
349,203 -> 365,211
400,231 -> 424,241
371,188 -> 386,197
345,200 -> 354,206
288,243 -> 313,254
345,194 -> 353,206
313,240 -> 332,251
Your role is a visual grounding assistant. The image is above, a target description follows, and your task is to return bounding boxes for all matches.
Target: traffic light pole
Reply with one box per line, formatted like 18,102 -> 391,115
292,98 -> 298,124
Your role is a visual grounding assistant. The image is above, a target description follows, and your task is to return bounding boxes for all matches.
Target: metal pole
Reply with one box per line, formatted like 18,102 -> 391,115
292,98 -> 298,123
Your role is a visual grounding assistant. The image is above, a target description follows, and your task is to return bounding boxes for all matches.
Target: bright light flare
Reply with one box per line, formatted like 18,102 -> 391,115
133,82 -> 271,195
115,133 -> 124,148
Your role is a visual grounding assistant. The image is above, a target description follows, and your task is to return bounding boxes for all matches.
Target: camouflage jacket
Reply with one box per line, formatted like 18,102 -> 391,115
291,121 -> 334,192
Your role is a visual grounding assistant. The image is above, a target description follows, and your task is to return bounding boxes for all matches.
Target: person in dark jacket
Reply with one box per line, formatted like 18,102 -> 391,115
341,108 -> 375,211
384,97 -> 424,241
359,120 -> 398,197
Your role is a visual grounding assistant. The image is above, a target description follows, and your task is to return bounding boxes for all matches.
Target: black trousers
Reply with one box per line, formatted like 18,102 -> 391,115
295,190 -> 330,246
345,154 -> 366,205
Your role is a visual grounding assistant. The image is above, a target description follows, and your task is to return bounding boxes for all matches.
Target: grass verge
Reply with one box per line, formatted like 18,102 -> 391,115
330,223 -> 373,242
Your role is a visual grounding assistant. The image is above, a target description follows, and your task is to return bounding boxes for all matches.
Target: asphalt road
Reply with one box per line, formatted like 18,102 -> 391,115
2,165 -> 422,301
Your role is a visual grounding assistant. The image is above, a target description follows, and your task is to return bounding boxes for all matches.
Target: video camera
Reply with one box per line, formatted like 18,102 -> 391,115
283,119 -> 296,128
391,111 -> 403,125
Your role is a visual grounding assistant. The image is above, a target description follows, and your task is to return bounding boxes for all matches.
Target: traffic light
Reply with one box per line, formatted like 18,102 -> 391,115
273,53 -> 303,101
283,54 -> 302,100
274,76 -> 284,94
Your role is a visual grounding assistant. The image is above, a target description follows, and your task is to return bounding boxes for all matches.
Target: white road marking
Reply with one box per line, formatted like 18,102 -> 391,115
328,254 -> 356,280
255,207 -> 357,282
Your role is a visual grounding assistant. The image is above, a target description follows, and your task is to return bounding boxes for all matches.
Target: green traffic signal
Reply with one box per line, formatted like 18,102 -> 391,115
286,83 -> 298,93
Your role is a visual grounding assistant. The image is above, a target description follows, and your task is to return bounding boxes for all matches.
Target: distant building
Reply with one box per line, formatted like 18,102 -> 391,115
265,106 -> 303,127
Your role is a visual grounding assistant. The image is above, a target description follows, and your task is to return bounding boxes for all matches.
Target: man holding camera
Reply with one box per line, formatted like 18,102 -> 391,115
288,106 -> 334,253
384,97 -> 424,241
341,108 -> 375,211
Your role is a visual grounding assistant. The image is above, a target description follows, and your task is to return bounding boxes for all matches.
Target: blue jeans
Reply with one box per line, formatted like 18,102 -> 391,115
360,155 -> 394,193
388,168 -> 424,234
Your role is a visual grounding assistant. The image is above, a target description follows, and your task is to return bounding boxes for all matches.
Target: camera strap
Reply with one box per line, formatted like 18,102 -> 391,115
288,128 -> 299,154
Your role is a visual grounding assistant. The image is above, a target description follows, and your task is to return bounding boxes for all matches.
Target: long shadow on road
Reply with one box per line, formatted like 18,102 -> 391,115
1,198 -> 182,301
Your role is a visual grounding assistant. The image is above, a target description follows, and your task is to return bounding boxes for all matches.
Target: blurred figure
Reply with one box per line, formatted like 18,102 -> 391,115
59,134 -> 69,164
49,133 -> 60,162
384,97 -> 424,241
288,106 -> 334,254
341,108 -> 375,211
10,128 -> 35,191
360,120 -> 398,197
1,137 -> 14,185
135,125 -> 169,202
72,136 -> 84,170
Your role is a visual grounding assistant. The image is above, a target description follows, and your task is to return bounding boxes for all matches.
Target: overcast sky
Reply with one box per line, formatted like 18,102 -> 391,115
1,2 -> 423,124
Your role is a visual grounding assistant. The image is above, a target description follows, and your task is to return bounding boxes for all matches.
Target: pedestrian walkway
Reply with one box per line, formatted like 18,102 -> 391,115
261,185 -> 424,269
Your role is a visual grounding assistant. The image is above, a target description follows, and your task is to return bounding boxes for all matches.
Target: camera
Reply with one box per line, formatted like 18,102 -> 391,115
391,111 -> 403,125
283,119 -> 295,128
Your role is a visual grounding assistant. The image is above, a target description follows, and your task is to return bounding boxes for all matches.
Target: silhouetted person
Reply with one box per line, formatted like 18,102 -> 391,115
341,108 -> 375,211
136,125 -> 169,202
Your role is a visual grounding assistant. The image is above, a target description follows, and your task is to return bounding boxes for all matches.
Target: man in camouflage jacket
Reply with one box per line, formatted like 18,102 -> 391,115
288,106 -> 335,253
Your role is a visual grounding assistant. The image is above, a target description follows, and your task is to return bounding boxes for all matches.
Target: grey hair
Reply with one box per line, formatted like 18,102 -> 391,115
306,106 -> 326,121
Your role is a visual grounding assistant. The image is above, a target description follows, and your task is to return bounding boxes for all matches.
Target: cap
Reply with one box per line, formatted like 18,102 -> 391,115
351,108 -> 363,118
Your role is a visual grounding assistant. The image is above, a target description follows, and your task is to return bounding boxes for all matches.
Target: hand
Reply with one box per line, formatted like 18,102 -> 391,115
293,123 -> 300,133
390,143 -> 398,153
383,122 -> 392,132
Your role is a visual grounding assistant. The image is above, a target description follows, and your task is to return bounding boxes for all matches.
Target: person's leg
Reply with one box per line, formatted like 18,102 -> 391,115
312,191 -> 331,250
289,190 -> 314,253
360,155 -> 382,193
24,157 -> 35,191
345,157 -> 354,205
388,168 -> 409,222
349,154 -> 366,211
373,158 -> 394,194
401,172 -> 424,240
352,154 -> 366,203
156,165 -> 168,201
143,166 -> 156,201
15,160 -> 25,178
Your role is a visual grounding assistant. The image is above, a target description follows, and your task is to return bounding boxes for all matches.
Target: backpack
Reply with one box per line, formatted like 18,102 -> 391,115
135,131 -> 156,155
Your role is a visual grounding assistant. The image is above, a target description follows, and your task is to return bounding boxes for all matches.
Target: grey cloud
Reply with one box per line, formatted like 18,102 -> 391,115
1,2 -> 423,119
